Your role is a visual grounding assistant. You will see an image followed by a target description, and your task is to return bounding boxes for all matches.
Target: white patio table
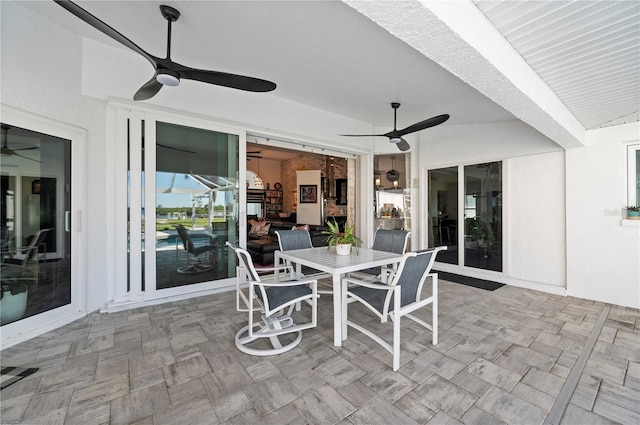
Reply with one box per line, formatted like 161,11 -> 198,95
274,246 -> 404,346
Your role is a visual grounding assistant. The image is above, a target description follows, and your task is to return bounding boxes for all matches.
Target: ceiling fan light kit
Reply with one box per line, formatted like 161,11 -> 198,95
156,69 -> 180,87
55,0 -> 276,100
340,102 -> 449,152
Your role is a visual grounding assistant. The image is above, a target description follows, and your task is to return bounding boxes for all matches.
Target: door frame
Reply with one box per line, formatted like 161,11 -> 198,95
1,105 -> 87,349
422,160 -> 507,278
105,104 -> 247,312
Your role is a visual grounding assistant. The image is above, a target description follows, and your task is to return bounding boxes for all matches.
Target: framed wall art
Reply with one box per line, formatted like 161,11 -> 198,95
300,184 -> 317,203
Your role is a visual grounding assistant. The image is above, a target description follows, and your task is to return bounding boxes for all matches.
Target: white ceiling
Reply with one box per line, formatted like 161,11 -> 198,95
474,0 -> 640,129
18,0 -> 640,143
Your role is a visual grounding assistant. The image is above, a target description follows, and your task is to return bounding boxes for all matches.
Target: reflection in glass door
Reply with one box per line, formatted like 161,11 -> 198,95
0,123 -> 71,326
428,167 -> 458,264
464,162 -> 502,271
153,121 -> 239,290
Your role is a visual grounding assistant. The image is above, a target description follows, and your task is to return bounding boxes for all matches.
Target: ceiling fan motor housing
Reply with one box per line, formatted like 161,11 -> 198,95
160,5 -> 180,22
156,69 -> 180,86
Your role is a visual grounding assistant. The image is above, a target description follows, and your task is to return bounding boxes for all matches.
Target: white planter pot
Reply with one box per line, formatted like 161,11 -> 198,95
1,284 -> 28,325
336,244 -> 352,255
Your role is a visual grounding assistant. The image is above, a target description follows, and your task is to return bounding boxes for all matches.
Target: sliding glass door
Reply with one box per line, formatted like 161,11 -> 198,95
427,167 -> 458,265
428,161 -> 503,272
114,109 -> 241,305
153,121 -> 239,290
1,124 -> 71,325
464,163 -> 502,271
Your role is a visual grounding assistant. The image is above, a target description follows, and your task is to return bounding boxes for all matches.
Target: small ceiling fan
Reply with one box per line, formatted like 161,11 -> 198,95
1,125 -> 41,163
55,1 -> 277,100
247,150 -> 262,160
340,103 -> 449,151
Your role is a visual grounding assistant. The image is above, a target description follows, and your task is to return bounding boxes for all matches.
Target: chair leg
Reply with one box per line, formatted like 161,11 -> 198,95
235,311 -> 303,356
432,276 -> 438,345
393,286 -> 401,371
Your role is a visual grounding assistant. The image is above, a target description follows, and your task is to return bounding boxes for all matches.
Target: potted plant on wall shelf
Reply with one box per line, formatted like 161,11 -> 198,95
322,219 -> 362,255
626,206 -> 640,220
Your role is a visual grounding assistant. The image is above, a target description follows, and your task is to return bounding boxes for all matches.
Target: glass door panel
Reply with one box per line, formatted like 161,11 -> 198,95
1,124 -> 71,325
428,167 -> 458,264
154,121 -> 239,290
464,162 -> 502,271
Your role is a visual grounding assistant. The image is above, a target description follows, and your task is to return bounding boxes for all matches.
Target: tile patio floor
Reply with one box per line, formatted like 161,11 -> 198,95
1,279 -> 638,424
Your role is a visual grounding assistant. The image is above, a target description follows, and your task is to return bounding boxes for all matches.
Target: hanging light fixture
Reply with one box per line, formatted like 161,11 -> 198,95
252,158 -> 264,189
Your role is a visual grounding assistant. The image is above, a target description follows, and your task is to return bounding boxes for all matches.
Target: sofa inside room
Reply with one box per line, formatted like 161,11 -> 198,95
246,216 -> 329,266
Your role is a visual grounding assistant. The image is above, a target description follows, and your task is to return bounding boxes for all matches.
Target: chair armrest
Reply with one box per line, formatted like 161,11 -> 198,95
255,264 -> 293,274
343,277 -> 395,292
257,278 -> 318,288
256,265 -> 295,282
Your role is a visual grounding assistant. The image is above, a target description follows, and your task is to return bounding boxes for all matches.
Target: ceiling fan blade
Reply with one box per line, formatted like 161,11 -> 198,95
396,138 -> 411,152
396,114 -> 450,137
175,64 -> 276,92
339,133 -> 387,137
13,146 -> 39,151
55,1 -> 157,67
157,144 -> 196,154
133,77 -> 163,101
12,151 -> 41,163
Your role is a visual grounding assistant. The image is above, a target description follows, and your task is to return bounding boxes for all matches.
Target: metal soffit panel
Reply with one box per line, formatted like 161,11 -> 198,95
474,0 -> 640,129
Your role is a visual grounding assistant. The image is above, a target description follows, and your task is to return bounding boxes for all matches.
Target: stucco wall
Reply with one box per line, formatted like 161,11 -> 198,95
507,151 -> 566,288
566,123 -> 640,308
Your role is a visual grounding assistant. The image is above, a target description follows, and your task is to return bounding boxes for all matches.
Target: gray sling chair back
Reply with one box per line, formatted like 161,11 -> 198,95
342,246 -> 447,370
175,225 -> 216,274
226,242 -> 318,356
356,229 -> 411,281
275,229 -> 333,293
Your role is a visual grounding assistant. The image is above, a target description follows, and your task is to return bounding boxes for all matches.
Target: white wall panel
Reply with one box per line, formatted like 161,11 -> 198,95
566,123 -> 640,308
507,152 -> 566,287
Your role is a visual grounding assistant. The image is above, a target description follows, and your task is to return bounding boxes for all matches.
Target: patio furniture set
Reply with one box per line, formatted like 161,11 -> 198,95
228,229 -> 447,371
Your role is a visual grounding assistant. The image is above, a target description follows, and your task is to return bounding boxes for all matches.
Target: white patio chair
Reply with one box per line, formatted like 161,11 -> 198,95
226,242 -> 318,356
355,229 -> 410,281
342,246 -> 447,370
275,229 -> 333,293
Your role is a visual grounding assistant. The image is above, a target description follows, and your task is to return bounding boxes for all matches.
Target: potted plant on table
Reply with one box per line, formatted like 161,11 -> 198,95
322,219 -> 363,255
626,205 -> 640,220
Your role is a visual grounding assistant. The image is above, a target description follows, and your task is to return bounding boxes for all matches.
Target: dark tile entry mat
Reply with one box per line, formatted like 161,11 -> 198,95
1,366 -> 39,390
435,271 -> 505,291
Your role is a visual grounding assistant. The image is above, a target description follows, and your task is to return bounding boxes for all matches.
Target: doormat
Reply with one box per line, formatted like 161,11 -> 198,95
435,271 -> 505,291
1,366 -> 39,390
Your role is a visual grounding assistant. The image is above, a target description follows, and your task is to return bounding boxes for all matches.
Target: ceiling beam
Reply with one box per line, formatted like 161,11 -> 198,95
344,0 -> 586,149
